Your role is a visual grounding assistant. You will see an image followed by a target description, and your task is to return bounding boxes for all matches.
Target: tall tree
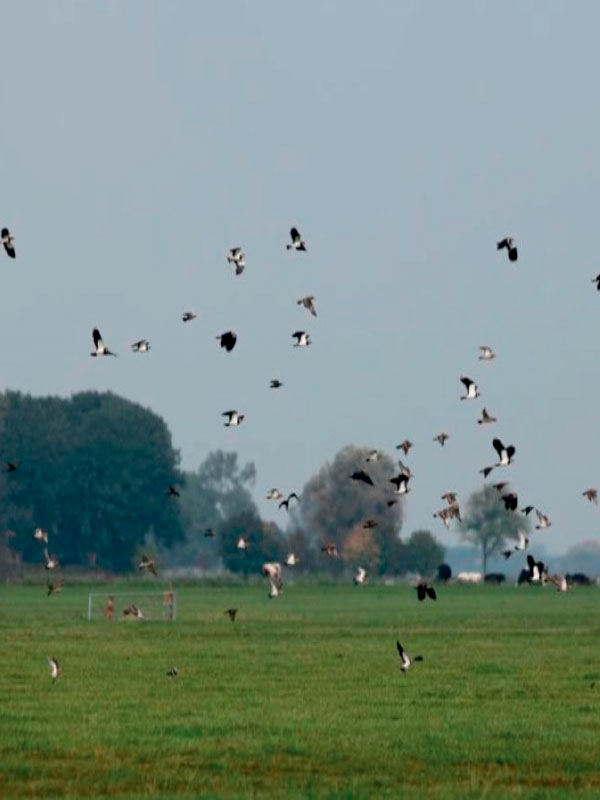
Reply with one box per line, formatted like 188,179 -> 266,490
218,509 -> 285,575
0,390 -> 184,570
174,451 -> 257,568
404,530 -> 445,575
294,445 -> 403,574
459,485 -> 530,573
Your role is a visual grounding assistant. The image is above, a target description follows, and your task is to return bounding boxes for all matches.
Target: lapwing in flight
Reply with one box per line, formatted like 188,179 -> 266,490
216,331 -> 237,352
460,376 -> 480,400
292,331 -> 311,347
226,247 -> 245,275
222,410 -> 245,426
286,227 -> 307,251
497,237 -> 518,262
1,227 -> 15,258
91,328 -> 117,357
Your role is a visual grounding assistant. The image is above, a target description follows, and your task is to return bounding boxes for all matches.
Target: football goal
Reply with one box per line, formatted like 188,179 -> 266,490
87,589 -> 177,621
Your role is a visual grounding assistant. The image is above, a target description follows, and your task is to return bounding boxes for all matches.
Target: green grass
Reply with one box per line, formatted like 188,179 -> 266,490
1,582 -> 600,799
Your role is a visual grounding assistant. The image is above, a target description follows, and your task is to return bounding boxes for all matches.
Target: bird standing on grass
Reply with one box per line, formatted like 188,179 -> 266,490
48,657 -> 60,683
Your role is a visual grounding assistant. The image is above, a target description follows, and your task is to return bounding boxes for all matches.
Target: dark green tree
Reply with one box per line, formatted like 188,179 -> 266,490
0,390 -> 183,570
459,485 -> 530,574
403,529 -> 445,575
218,509 -> 285,574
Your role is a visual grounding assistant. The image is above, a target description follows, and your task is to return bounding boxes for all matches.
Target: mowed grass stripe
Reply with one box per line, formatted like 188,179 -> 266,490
0,583 -> 599,799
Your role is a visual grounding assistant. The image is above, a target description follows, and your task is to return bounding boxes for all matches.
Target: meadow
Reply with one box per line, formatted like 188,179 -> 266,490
1,581 -> 599,799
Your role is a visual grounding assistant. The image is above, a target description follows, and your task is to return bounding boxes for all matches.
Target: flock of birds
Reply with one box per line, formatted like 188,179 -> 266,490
1,225 -> 596,681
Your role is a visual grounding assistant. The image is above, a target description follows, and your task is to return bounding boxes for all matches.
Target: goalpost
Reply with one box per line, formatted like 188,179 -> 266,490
87,590 -> 177,621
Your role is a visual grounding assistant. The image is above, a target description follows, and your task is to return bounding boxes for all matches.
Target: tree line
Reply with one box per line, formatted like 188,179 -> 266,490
0,390 -> 520,578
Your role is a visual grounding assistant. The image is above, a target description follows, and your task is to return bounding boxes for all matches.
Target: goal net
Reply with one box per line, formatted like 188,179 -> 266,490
87,590 -> 177,622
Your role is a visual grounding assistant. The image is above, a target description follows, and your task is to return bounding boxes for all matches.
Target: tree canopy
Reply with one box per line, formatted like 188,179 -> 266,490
459,485 -> 530,573
0,390 -> 183,571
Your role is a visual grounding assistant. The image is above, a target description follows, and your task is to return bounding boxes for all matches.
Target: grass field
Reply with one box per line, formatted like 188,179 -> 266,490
1,581 -> 600,799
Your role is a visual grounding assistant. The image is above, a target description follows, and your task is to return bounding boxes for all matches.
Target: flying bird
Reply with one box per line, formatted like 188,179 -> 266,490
321,543 -> 338,557
269,379 -> 283,389
441,492 -> 458,505
362,519 -> 378,529
497,237 -> 518,262
535,510 -> 551,529
262,562 -> 283,598
1,227 -> 15,258
91,328 -> 117,357
480,466 -> 494,479
583,488 -> 598,505
433,432 -> 449,447
349,469 -> 374,486
478,346 -> 496,361
592,275 -> 600,291
297,296 -> 317,316
548,574 -> 569,592
139,554 -> 157,576
166,486 -> 181,498
354,567 -> 367,585
478,407 -> 497,425
416,582 -> 437,601
225,608 -> 238,622
390,473 -> 410,495
460,376 -> 480,400
48,657 -> 60,683
396,440 -> 413,456
222,410 -> 245,426
285,553 -> 299,566
286,227 -> 307,251
502,531 -> 529,559
236,536 -> 249,550
365,449 -> 380,463
33,527 -> 48,543
131,339 -> 151,353
521,505 -> 535,516
43,549 -> 59,570
226,247 -> 245,275
526,554 -> 546,583
182,312 -> 197,322
292,331 -> 311,347
278,492 -> 299,511
492,438 -> 515,466
266,488 -> 284,501
47,579 -> 65,596
396,641 -> 423,673
501,492 -> 518,512
204,528 -> 216,538
216,331 -> 237,352
5,461 -> 18,472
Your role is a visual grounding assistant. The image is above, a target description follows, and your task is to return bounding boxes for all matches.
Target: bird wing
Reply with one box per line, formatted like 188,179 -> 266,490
460,377 -> 473,390
92,328 -> 102,350
506,445 -> 516,460
492,438 -> 504,458
290,227 -> 300,242
527,554 -> 535,570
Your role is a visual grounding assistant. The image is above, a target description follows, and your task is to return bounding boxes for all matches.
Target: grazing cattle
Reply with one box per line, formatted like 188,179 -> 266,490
437,563 -> 452,583
566,573 -> 592,586
484,573 -> 505,584
517,569 -> 530,585
456,571 -> 483,585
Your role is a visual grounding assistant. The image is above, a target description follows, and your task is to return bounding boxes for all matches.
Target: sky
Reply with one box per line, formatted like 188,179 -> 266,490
1,1 -> 599,556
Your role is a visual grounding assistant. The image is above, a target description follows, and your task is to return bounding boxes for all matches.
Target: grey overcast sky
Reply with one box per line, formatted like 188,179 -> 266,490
1,1 -> 599,554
